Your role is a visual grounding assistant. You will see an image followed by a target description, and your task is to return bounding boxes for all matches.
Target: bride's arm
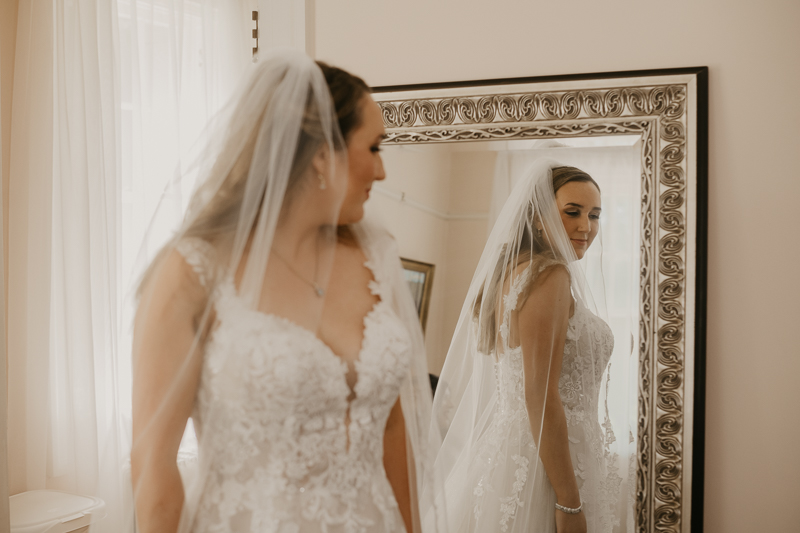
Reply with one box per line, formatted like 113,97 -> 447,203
518,265 -> 586,531
383,398 -> 418,533
131,251 -> 207,533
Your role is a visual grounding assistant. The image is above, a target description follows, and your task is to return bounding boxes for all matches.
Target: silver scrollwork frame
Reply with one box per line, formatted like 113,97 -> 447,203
373,67 -> 708,533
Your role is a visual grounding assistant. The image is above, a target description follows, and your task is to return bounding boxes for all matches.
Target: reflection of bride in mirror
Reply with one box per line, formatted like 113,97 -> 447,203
425,160 -> 627,532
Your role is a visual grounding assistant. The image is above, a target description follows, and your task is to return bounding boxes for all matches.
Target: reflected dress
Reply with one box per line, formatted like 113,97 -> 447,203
460,264 -> 623,533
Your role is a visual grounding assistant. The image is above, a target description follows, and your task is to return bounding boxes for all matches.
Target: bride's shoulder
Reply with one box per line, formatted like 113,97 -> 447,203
174,237 -> 220,287
142,237 -> 218,307
515,255 -> 570,308
135,241 -> 215,327
516,255 -> 568,284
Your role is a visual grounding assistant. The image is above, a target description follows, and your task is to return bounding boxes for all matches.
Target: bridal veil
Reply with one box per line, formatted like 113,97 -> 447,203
423,158 -> 633,532
95,49 -> 445,533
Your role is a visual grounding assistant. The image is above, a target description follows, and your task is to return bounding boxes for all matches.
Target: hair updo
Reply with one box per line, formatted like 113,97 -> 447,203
316,61 -> 371,141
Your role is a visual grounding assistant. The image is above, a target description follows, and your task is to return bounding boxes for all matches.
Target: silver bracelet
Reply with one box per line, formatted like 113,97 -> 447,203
555,502 -> 582,514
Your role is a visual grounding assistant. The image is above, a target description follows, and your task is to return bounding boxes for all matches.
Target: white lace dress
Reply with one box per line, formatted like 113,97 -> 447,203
176,238 -> 411,533
462,265 -> 622,533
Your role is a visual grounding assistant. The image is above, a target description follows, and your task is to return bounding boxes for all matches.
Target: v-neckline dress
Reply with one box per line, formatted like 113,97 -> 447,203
176,237 -> 412,533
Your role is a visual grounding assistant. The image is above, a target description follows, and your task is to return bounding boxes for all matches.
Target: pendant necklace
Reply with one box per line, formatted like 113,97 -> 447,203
272,249 -> 325,298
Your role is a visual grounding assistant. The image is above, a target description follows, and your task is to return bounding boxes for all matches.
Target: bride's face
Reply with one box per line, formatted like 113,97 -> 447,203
554,181 -> 602,259
337,95 -> 386,225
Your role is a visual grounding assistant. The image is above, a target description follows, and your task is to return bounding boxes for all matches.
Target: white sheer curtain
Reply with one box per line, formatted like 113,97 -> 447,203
48,1 -> 121,498
8,0 -> 251,529
117,0 -> 252,455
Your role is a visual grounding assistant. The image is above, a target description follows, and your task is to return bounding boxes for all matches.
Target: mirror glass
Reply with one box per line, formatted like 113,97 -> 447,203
366,136 -> 641,373
365,137 -> 645,517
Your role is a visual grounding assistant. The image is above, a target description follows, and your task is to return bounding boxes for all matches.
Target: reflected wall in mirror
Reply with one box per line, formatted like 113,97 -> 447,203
367,68 -> 707,533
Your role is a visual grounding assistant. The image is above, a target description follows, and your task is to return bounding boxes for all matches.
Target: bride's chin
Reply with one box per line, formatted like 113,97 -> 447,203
336,206 -> 365,226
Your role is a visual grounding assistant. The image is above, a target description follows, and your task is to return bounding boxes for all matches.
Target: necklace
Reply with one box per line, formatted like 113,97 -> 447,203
272,250 -> 325,298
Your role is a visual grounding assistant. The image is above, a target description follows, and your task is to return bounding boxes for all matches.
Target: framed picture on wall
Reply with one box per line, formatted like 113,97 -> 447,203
400,258 -> 435,333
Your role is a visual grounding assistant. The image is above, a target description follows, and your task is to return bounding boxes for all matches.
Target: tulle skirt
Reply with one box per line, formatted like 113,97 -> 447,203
438,409 -> 625,533
443,411 -> 556,533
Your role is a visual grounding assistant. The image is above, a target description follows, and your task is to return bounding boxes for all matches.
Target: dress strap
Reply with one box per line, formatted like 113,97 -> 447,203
500,257 -> 567,338
175,237 -> 218,288
500,266 -> 532,335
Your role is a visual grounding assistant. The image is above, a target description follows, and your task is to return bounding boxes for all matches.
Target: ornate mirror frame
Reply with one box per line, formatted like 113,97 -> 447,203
373,67 -> 708,533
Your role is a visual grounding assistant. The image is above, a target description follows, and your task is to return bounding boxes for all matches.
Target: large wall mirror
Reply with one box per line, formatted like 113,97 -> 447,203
366,68 -> 707,532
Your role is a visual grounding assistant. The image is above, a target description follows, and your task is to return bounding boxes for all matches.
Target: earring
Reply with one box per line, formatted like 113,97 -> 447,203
318,173 -> 327,190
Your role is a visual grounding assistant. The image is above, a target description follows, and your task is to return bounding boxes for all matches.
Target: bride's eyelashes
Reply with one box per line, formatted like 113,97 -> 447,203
370,133 -> 388,154
564,209 -> 601,220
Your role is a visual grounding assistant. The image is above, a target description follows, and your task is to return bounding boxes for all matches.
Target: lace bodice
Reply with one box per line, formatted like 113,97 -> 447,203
495,266 -> 615,426
175,238 -> 411,533
468,263 -> 621,532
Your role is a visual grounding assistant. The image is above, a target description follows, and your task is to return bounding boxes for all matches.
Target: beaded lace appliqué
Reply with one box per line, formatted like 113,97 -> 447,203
498,455 -> 530,532
175,238 -> 411,533
470,262 -> 621,532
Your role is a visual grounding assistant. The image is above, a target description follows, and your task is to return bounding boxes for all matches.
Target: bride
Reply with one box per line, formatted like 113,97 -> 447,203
129,50 -> 441,533
425,160 -> 624,533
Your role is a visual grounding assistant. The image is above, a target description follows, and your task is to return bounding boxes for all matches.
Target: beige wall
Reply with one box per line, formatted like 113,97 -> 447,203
1,0 -> 18,330
441,151 -> 494,371
366,147 -> 495,373
317,0 -> 800,531
0,0 -> 18,524
366,147 -> 452,371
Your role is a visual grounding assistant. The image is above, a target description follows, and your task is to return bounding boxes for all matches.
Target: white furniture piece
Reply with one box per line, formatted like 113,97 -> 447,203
10,490 -> 105,533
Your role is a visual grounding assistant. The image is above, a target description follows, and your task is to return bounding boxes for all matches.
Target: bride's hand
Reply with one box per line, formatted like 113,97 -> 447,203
555,510 -> 587,533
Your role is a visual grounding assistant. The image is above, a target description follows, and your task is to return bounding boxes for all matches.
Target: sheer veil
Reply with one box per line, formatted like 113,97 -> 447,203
424,158 -> 630,531
96,48 -> 446,533
99,48 -> 348,532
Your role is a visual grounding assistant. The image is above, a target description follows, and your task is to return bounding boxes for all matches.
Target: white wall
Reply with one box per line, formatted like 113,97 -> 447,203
316,1 -> 800,531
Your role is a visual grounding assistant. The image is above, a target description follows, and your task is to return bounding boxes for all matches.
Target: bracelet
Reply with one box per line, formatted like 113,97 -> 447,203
555,502 -> 582,514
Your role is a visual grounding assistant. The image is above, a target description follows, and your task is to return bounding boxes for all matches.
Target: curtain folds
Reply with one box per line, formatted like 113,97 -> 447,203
49,0 -> 121,495
8,1 -> 251,530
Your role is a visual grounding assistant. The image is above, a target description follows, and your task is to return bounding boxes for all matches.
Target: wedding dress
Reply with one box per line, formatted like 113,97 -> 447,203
463,262 -> 621,533
174,235 -> 412,533
124,50 -> 442,533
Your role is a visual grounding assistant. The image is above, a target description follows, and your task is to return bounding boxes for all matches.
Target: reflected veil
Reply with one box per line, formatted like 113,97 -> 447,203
99,49 -> 348,532
424,158 -> 633,532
